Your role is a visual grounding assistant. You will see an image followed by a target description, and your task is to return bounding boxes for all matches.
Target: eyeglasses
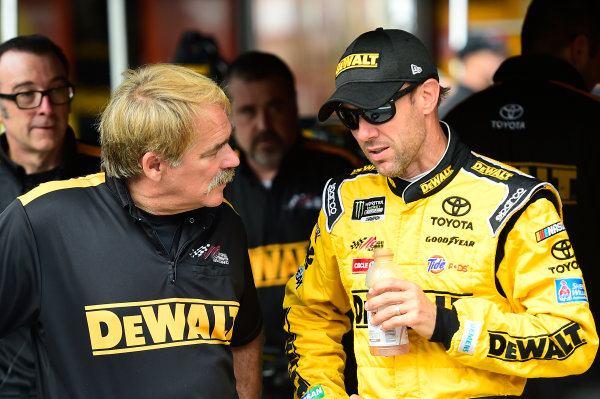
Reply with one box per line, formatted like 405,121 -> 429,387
0,85 -> 74,110
335,83 -> 419,130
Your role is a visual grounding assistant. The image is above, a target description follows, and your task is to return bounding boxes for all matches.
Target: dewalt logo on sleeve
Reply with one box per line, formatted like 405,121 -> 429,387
85,298 -> 239,356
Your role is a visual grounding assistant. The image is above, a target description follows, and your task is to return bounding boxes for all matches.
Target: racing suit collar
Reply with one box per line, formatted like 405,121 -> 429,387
387,122 -> 470,203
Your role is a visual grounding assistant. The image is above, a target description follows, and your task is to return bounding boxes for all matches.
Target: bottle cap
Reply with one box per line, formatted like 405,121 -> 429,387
373,248 -> 393,259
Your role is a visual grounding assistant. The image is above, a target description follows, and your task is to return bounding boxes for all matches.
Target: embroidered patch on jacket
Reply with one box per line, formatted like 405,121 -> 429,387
458,320 -> 481,355
555,278 -> 588,303
535,222 -> 565,242
301,385 -> 325,399
351,196 -> 385,222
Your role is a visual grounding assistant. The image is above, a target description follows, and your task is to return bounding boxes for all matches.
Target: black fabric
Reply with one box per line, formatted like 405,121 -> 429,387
0,175 -> 262,398
430,306 -> 460,350
0,127 -> 100,395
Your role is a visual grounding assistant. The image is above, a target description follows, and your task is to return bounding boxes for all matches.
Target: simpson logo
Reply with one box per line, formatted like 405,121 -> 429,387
189,244 -> 229,265
535,222 -> 565,242
352,196 -> 385,222
488,322 -> 585,361
420,166 -> 453,194
555,278 -> 588,303
301,385 -> 325,399
85,298 -> 239,356
352,258 -> 373,274
427,255 -> 446,274
336,53 -> 379,76
471,161 -> 514,181
458,320 -> 481,355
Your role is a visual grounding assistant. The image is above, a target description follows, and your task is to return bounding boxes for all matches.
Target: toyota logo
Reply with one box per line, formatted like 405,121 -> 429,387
552,239 -> 574,260
499,104 -> 524,120
442,196 -> 471,217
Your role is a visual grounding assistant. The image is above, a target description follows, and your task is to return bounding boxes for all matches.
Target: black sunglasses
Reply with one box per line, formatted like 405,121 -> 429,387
335,83 -> 419,130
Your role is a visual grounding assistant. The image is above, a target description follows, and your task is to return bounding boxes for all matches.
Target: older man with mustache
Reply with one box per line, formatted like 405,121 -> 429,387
0,63 -> 263,399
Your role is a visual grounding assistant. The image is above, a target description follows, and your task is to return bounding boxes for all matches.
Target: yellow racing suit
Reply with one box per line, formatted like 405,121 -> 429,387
283,126 -> 598,399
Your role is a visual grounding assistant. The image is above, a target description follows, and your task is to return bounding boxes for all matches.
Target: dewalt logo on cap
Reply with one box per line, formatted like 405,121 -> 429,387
335,53 -> 380,77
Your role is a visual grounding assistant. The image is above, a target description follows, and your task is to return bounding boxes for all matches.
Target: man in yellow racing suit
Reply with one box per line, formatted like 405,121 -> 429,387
283,28 -> 597,399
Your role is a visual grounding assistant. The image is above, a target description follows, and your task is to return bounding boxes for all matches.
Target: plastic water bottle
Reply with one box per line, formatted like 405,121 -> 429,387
365,248 -> 409,356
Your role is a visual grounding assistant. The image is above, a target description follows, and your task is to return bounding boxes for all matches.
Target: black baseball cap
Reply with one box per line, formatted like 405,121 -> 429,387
318,28 -> 439,122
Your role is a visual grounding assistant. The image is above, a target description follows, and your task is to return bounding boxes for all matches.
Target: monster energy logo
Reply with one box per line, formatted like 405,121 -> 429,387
352,196 -> 385,222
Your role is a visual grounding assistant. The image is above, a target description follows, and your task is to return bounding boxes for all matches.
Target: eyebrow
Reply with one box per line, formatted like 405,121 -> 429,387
200,137 -> 230,158
11,76 -> 69,91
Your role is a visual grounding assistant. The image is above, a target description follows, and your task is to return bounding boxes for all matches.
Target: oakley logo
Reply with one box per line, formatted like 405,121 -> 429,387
442,196 -> 471,217
499,104 -> 524,120
411,64 -> 422,75
552,239 -> 574,260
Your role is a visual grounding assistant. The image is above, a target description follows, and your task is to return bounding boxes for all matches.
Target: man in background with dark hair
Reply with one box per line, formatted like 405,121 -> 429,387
223,51 -> 362,398
444,2 -> 600,396
0,34 -> 99,398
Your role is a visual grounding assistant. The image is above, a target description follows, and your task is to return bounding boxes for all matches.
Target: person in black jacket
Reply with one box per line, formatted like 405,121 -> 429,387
222,51 -> 363,398
0,34 -> 99,398
443,1 -> 600,397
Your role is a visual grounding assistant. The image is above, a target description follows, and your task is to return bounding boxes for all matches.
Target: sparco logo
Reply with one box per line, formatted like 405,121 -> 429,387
552,239 -> 574,260
495,188 -> 526,222
499,104 -> 524,120
327,183 -> 337,214
442,196 -> 471,217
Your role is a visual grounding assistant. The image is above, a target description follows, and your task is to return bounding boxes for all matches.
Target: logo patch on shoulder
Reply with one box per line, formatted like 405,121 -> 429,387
351,196 -> 385,222
555,278 -> 588,303
458,320 -> 481,355
535,222 -> 565,242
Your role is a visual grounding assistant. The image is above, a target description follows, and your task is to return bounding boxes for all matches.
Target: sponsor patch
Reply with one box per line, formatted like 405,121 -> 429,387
535,222 -> 565,242
427,255 -> 446,274
301,385 -> 325,399
420,166 -> 453,194
555,278 -> 588,303
336,53 -> 379,76
189,244 -> 229,265
458,320 -> 481,355
352,258 -> 373,274
352,196 -> 385,222
442,196 -> 471,217
350,236 -> 383,251
471,161 -> 514,181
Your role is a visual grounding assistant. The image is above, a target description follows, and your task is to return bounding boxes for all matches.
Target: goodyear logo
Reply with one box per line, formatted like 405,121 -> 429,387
336,53 -> 380,77
85,298 -> 239,356
420,166 -> 453,194
488,322 -> 585,362
471,161 -> 514,181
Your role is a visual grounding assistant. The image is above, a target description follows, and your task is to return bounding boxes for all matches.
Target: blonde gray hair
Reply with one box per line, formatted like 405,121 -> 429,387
100,63 -> 230,178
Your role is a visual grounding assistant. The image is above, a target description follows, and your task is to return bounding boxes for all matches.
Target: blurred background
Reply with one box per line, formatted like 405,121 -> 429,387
0,0 -> 534,146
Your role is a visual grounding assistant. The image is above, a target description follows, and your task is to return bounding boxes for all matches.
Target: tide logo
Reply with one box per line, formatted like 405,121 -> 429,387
427,255 -> 447,274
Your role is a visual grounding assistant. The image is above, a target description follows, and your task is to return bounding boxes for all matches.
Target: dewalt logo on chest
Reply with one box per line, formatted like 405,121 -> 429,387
85,298 -> 239,356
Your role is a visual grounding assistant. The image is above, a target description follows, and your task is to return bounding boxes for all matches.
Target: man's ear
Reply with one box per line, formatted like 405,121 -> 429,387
140,152 -> 164,182
569,34 -> 590,72
420,78 -> 440,115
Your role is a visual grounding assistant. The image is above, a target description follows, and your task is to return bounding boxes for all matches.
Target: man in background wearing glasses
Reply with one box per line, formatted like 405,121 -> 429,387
283,28 -> 597,399
0,34 -> 99,398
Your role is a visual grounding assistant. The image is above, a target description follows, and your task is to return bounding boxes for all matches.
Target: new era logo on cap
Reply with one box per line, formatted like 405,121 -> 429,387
411,64 -> 422,75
